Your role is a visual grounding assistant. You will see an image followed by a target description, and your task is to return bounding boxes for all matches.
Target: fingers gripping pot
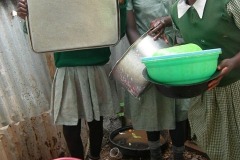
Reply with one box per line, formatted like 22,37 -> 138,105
109,32 -> 169,97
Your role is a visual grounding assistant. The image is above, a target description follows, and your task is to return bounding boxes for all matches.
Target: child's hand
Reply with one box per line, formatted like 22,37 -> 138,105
148,18 -> 165,40
208,57 -> 238,90
119,0 -> 125,4
17,0 -> 28,19
148,16 -> 172,42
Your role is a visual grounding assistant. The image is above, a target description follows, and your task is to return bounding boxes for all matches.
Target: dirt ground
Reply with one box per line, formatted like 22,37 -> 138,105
101,118 -> 209,160
100,143 -> 209,160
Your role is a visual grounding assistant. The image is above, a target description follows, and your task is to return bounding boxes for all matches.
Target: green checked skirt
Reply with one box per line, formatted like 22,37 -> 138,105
188,80 -> 240,160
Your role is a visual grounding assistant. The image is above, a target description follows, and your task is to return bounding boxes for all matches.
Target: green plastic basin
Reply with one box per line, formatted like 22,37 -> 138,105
141,48 -> 222,85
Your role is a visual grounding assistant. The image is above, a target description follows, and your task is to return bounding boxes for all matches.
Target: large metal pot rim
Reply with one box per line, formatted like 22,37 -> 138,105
109,31 -> 152,77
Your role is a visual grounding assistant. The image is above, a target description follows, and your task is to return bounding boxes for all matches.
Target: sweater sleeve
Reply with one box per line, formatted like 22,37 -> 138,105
127,0 -> 133,10
227,0 -> 240,29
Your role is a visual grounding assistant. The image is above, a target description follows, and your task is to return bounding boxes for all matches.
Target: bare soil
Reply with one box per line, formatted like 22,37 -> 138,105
100,142 -> 209,160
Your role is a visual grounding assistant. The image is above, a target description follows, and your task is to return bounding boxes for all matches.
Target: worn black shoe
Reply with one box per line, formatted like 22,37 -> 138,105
169,153 -> 185,160
173,153 -> 184,160
85,155 -> 100,160
172,146 -> 185,160
149,146 -> 163,160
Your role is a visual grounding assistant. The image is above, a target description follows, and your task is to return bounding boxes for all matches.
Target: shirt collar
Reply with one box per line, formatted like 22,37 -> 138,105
177,0 -> 207,19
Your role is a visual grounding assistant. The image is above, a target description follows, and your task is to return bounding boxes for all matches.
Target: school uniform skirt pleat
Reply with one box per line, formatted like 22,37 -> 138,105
50,66 -> 119,125
124,85 -> 191,131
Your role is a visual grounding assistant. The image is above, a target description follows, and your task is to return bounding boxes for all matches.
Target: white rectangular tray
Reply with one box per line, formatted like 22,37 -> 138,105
27,0 -> 120,53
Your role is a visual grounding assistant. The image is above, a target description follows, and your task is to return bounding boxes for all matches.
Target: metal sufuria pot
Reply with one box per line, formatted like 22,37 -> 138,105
109,31 -> 169,97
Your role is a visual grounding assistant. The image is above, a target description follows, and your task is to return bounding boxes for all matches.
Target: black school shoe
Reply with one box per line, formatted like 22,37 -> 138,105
149,146 -> 163,160
85,155 -> 100,160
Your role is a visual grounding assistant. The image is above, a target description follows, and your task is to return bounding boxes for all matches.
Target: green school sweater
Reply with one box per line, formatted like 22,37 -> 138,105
171,0 -> 240,86
54,1 -> 127,67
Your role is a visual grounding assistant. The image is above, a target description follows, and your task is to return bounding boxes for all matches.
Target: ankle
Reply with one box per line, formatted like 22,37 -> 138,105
148,140 -> 162,160
86,154 -> 100,160
172,146 -> 185,160
148,140 -> 161,149
172,145 -> 185,153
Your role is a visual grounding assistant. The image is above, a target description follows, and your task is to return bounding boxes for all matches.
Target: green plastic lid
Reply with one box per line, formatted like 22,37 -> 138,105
152,43 -> 202,56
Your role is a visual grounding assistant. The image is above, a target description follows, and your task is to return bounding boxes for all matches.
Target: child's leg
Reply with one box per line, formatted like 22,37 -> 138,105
147,131 -> 162,160
63,119 -> 84,159
169,120 -> 187,160
87,117 -> 103,159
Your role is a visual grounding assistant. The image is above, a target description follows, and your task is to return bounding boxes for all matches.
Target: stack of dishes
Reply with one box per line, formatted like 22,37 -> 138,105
141,44 -> 222,98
